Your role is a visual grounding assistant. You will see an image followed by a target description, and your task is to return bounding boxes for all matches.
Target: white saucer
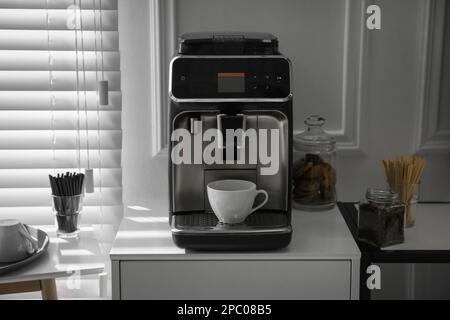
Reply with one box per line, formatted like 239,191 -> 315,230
0,225 -> 49,276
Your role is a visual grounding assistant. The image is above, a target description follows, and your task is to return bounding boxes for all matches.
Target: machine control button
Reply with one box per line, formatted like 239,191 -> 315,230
265,75 -> 270,80
180,75 -> 187,81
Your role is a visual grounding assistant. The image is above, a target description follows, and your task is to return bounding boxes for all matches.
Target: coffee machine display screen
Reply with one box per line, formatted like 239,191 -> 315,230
171,57 -> 291,99
217,72 -> 245,93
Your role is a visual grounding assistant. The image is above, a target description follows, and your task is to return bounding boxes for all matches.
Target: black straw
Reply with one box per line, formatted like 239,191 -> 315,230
49,172 -> 85,196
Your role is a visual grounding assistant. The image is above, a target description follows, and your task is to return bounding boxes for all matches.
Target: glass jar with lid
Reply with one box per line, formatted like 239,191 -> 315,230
358,188 -> 405,248
293,115 -> 337,211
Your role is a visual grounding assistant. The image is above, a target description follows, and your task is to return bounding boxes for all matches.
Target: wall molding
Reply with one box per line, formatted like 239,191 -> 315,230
155,0 -> 369,157
332,0 -> 369,156
293,0 -> 370,157
414,0 -> 450,155
149,0 -> 176,157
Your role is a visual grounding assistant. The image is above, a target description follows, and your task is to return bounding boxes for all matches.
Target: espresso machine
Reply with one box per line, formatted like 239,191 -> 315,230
169,32 -> 293,250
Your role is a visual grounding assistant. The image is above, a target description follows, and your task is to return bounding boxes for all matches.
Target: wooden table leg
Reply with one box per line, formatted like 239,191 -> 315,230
0,280 -> 41,296
40,279 -> 58,300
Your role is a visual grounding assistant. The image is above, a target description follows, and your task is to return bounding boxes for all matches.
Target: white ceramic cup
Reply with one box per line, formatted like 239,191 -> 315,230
0,219 -> 37,263
207,180 -> 269,224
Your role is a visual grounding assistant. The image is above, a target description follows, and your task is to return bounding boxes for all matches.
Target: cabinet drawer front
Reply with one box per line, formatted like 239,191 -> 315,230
120,260 -> 351,300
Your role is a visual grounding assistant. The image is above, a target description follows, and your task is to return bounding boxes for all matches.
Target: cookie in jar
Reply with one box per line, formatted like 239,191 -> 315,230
293,115 -> 337,211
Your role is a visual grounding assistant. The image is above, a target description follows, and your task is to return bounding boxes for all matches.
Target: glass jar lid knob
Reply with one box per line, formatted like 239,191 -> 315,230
305,115 -> 325,127
294,114 -> 336,151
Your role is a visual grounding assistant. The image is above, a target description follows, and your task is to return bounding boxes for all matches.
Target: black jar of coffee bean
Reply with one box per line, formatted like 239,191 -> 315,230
358,188 -> 405,248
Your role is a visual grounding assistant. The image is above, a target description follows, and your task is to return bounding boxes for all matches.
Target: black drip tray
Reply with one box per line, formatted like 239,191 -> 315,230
172,212 -> 291,235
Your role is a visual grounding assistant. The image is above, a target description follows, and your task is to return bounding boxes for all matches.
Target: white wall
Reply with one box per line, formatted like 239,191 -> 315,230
119,0 -> 168,207
119,0 -> 450,205
176,0 -> 346,132
439,1 -> 450,131
337,0 -> 425,200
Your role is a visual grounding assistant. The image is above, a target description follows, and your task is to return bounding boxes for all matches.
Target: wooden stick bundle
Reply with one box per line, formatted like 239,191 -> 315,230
381,156 -> 426,226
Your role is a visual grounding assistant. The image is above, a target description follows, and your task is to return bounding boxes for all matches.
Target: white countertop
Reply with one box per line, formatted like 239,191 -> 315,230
0,225 -> 105,284
110,200 -> 360,261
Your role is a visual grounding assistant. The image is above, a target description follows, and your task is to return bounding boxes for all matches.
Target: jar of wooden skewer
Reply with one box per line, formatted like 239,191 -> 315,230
382,156 -> 426,229
391,183 -> 419,228
49,173 -> 85,239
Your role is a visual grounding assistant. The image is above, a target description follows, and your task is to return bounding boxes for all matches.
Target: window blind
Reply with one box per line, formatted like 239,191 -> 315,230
0,0 -> 122,235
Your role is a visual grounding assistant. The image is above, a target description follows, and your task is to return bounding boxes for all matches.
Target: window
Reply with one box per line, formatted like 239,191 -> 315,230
0,0 -> 122,241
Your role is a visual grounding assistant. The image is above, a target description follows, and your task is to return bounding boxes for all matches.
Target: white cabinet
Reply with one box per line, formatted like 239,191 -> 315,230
110,203 -> 360,300
118,260 -> 353,300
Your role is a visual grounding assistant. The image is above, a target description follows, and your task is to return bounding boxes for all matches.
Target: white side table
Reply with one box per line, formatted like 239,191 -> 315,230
0,226 -> 105,300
